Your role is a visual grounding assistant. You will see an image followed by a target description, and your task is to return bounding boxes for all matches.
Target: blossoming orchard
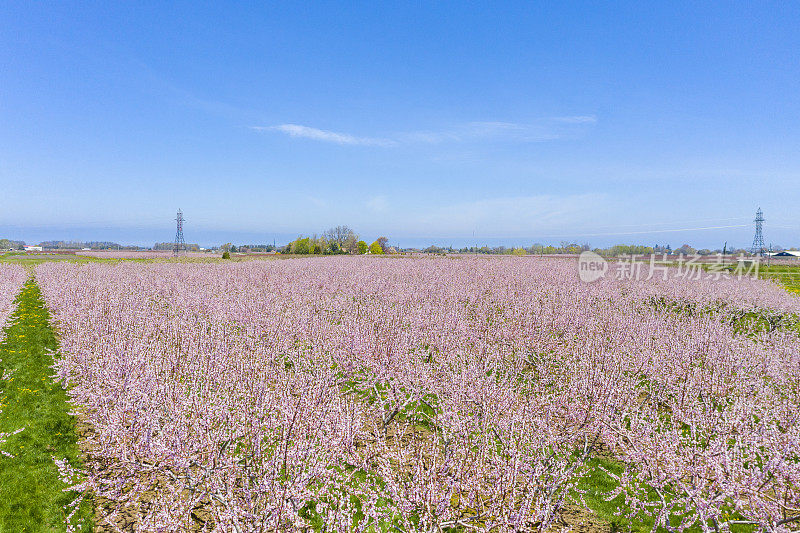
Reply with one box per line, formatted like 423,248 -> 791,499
1,257 -> 799,531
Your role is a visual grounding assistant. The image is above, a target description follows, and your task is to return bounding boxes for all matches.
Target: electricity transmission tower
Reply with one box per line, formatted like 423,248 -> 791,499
750,207 -> 765,257
174,209 -> 186,257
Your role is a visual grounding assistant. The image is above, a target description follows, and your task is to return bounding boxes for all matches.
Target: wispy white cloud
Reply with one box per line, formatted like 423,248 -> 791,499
400,122 -> 530,144
252,124 -> 397,147
255,116 -> 597,147
549,115 -> 597,124
402,118 -> 595,144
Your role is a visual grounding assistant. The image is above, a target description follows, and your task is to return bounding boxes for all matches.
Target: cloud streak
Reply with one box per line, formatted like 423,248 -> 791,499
252,124 -> 397,147
255,116 -> 596,147
549,115 -> 597,124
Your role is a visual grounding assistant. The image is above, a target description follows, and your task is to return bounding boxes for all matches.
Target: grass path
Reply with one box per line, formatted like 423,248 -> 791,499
0,278 -> 92,532
759,264 -> 800,293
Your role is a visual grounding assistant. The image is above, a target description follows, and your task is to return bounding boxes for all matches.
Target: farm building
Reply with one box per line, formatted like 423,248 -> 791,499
769,250 -> 800,258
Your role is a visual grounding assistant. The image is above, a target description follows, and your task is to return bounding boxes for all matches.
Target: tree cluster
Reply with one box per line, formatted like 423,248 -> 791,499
0,239 -> 25,250
282,226 -> 375,255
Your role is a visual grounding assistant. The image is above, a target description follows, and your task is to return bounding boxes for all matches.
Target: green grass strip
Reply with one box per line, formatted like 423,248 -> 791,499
758,264 -> 800,294
0,278 -> 93,532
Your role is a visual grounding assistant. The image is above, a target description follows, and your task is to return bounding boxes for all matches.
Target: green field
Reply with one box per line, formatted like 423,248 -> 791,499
758,263 -> 800,293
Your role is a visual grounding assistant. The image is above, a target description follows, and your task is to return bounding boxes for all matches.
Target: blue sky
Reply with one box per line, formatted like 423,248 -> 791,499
2,1 -> 799,248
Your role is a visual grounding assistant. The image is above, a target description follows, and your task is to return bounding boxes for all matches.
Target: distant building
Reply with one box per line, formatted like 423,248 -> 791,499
24,245 -> 43,252
770,250 -> 800,258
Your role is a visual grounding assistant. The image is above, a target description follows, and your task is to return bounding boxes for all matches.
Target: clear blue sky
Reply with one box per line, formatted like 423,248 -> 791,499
2,1 -> 799,248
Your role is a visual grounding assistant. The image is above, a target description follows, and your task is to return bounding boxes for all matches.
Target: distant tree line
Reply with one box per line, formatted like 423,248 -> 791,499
241,244 -> 277,253
597,243 -> 752,257
416,242 -> 593,255
0,234 -> 781,258
153,242 -> 201,252
405,242 -> 758,257
36,240 -> 144,250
